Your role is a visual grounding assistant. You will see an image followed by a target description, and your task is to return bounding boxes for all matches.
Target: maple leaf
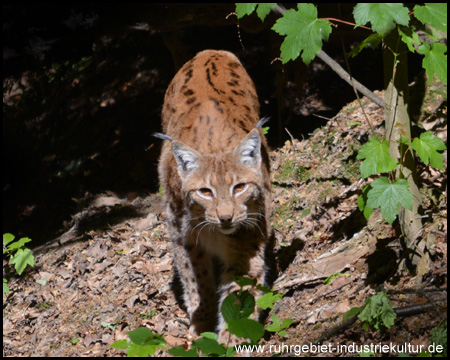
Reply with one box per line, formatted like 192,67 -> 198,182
9,248 -> 34,275
353,3 -> 410,36
418,42 -> 447,85
359,292 -> 397,331
357,137 -> 398,178
414,3 -> 447,34
366,177 -> 413,224
235,3 -> 277,22
272,3 -> 331,64
410,131 -> 447,170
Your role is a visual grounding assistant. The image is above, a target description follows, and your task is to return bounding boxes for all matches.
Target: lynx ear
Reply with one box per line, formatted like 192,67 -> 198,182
235,129 -> 262,169
172,142 -> 200,177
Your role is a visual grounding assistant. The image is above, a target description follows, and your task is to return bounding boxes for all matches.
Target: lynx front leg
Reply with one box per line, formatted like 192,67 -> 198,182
172,241 -> 218,334
217,250 -> 266,345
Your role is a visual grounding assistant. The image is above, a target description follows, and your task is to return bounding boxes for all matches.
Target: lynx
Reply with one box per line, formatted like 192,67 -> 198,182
157,50 -> 271,342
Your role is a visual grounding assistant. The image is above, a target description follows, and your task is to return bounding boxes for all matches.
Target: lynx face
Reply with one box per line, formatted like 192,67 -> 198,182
173,129 -> 265,236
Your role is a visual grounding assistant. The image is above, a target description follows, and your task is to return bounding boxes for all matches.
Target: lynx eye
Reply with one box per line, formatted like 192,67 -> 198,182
233,183 -> 248,195
198,188 -> 214,198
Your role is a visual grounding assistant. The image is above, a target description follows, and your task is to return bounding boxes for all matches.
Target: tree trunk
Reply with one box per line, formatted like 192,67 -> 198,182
382,31 -> 425,272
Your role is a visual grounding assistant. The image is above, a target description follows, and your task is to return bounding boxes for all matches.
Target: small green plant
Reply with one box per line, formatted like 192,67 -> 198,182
323,272 -> 350,285
113,278 -> 292,357
169,331 -> 235,357
69,338 -> 80,345
111,327 -> 167,357
357,132 -> 446,224
169,276 -> 291,356
265,314 -> 293,338
344,291 -> 397,331
430,321 -> 447,357
3,233 -> 35,297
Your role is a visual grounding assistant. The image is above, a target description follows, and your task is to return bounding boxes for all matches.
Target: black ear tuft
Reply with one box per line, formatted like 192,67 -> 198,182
153,132 -> 173,141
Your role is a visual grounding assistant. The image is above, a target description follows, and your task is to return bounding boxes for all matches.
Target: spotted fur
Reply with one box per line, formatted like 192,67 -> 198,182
158,50 -> 271,342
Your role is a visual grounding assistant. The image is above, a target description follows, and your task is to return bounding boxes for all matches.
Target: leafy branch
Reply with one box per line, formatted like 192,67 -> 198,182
235,3 -> 447,229
236,3 -> 385,107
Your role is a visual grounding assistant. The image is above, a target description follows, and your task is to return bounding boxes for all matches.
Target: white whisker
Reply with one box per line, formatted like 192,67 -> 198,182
195,222 -> 210,246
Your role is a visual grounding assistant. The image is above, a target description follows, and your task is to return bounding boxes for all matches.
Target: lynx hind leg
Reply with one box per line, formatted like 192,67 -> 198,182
173,242 -> 218,334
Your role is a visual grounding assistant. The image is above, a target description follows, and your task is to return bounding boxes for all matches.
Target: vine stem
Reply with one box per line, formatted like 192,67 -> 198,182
324,17 -> 372,31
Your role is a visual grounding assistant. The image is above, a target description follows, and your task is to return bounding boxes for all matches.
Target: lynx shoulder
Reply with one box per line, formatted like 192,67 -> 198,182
157,50 -> 271,342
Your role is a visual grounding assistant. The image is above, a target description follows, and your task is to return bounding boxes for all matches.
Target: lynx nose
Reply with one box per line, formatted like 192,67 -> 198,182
219,214 -> 232,225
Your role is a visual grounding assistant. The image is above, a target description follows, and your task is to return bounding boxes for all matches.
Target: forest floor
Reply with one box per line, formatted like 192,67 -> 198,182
3,88 -> 447,357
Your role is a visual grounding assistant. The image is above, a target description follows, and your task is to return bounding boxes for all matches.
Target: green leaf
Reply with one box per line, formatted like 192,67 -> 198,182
358,292 -> 397,331
281,318 -> 294,329
111,339 -> 129,350
353,3 -> 410,36
272,3 -> 332,64
430,323 -> 447,356
126,341 -> 166,357
418,42 -> 448,85
221,291 -> 255,323
169,346 -> 199,357
348,33 -> 382,57
226,346 -> 237,357
256,291 -> 283,310
265,314 -> 292,333
192,336 -> 226,356
366,177 -> 413,224
358,185 -> 374,220
127,327 -> 163,346
69,338 -> 80,345
122,328 -> 166,357
221,292 -> 240,322
398,26 -> 422,53
7,237 -> 32,252
3,233 -> 15,247
3,278 -> 10,297
265,313 -> 282,332
414,3 -> 447,34
323,272 -> 349,285
9,248 -> 35,275
228,318 -> 265,343
256,3 -> 277,22
200,332 -> 218,341
234,275 -> 256,288
343,306 -> 362,321
410,131 -> 447,170
237,291 -> 256,319
235,3 -> 257,19
357,137 -> 398,178
236,3 -> 276,21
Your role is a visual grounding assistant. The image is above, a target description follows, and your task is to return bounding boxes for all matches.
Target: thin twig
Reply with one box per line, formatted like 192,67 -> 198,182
285,128 -> 298,151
